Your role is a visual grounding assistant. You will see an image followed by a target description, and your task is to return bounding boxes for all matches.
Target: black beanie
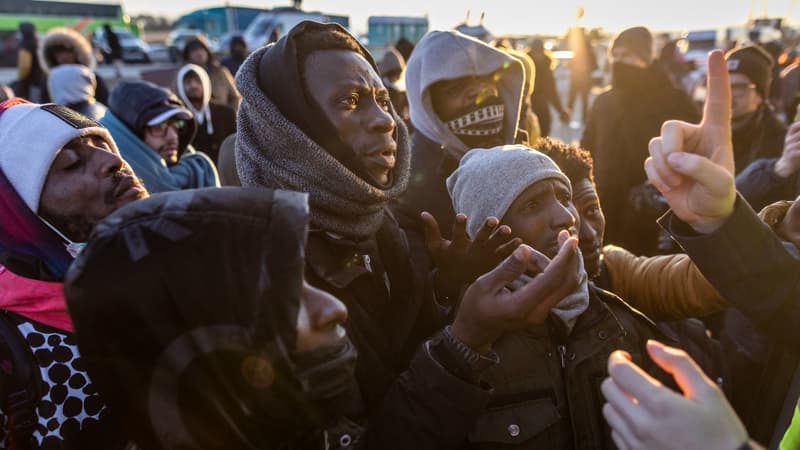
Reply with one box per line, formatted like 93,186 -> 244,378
725,44 -> 774,99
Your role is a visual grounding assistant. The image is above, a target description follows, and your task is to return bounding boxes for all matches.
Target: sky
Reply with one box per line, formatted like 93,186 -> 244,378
119,0 -> 799,36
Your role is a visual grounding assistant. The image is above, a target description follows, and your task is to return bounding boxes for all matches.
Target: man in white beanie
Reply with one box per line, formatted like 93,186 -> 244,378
440,144 -> 680,448
0,98 -> 145,448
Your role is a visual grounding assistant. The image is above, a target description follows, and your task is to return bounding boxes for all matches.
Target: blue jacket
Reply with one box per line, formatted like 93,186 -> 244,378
100,111 -> 219,194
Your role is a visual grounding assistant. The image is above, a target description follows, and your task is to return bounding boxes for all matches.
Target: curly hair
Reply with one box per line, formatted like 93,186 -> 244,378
535,137 -> 594,185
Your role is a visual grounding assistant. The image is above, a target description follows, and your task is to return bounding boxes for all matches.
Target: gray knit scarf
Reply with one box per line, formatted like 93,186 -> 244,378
235,46 -> 410,241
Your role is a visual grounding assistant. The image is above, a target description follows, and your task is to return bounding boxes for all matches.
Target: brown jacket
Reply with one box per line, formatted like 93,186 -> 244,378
601,245 -> 725,320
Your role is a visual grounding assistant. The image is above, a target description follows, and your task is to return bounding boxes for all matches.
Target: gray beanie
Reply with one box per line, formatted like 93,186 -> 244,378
446,145 -> 572,238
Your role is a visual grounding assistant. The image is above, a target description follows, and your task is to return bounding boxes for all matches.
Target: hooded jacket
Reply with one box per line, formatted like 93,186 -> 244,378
182,38 -> 241,111
48,64 -> 107,121
38,27 -> 109,104
235,22 -> 445,415
175,64 -> 237,163
100,111 -> 219,194
405,30 -> 525,160
393,30 -> 525,248
65,188 -> 364,450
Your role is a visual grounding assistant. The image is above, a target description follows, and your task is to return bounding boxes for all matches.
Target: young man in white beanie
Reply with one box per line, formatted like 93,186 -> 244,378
0,98 -> 146,448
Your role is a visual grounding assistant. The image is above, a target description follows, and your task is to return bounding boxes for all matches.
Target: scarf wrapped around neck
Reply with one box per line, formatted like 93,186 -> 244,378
235,45 -> 410,241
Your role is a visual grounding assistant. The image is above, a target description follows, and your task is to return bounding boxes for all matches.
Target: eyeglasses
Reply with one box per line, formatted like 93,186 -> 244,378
146,119 -> 186,137
730,82 -> 756,96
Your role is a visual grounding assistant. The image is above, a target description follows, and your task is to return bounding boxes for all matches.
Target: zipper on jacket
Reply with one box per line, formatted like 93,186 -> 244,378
363,254 -> 372,273
557,344 -> 567,369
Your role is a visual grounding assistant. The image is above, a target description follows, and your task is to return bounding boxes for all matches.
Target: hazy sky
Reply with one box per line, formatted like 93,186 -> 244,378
121,0 -> 798,35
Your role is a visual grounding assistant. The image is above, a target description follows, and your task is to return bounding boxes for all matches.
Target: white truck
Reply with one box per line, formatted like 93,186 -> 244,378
242,6 -> 349,50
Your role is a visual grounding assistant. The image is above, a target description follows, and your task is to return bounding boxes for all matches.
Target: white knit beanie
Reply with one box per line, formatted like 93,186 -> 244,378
446,145 -> 572,238
0,101 -> 118,213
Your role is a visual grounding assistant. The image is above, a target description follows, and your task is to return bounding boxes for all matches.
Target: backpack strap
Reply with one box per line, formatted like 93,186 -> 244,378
0,311 -> 41,450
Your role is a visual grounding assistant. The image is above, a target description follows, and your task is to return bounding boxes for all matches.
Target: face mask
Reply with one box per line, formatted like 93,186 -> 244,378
444,95 -> 506,148
39,217 -> 86,258
611,62 -> 650,91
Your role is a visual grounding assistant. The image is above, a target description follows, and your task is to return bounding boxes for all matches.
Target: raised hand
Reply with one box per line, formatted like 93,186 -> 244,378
601,340 -> 749,450
645,50 -> 736,234
450,230 -> 579,354
421,211 -> 521,293
775,121 -> 800,178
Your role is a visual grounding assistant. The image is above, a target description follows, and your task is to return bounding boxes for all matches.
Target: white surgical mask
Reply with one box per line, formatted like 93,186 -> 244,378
39,217 -> 87,259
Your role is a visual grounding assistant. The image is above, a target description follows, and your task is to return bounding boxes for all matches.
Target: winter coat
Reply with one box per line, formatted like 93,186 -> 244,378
732,104 -> 786,174
581,66 -> 699,256
234,26 -> 444,418
596,245 -> 726,321
99,111 -> 219,193
661,195 -> 800,350
737,157 -> 800,213
38,27 -> 109,104
662,196 -> 800,444
368,286 -> 685,450
0,170 -> 123,449
175,64 -> 237,163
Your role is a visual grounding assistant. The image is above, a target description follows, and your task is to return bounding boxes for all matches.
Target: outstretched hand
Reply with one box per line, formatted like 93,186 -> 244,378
601,340 -> 749,450
451,230 -> 579,354
422,212 -> 521,292
645,50 -> 736,234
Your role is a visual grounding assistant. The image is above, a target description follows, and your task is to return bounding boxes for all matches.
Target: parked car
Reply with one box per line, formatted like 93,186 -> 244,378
166,28 -> 206,63
92,28 -> 150,63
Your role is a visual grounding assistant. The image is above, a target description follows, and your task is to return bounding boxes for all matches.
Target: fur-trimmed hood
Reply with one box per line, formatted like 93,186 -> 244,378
39,27 -> 96,73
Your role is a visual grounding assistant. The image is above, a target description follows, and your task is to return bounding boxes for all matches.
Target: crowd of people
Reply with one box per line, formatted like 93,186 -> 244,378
0,16 -> 799,450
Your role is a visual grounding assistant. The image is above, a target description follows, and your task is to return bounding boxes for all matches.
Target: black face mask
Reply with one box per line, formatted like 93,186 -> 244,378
612,62 -> 651,92
443,94 -> 506,149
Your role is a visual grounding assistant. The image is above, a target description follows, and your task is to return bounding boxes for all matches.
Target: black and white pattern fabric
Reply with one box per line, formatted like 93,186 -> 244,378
0,316 -> 108,449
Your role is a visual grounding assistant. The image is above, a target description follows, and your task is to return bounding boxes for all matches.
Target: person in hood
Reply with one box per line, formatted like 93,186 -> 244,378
726,45 -> 787,172
47,64 -> 107,120
581,26 -> 699,257
175,64 -> 237,163
377,47 -> 409,124
15,22 -> 45,102
391,29 -> 526,266
65,188 -> 364,450
101,80 -> 219,193
38,27 -> 110,104
183,37 -> 241,111
0,98 -> 146,449
236,20 -> 444,414
221,35 -> 248,77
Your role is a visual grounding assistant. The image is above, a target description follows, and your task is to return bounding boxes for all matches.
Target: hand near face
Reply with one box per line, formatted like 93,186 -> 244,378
422,211 -> 521,298
645,50 -> 736,234
775,122 -> 800,178
601,340 -> 749,450
450,230 -> 580,354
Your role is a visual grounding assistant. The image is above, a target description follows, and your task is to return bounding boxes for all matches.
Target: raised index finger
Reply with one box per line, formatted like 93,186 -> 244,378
702,50 -> 732,130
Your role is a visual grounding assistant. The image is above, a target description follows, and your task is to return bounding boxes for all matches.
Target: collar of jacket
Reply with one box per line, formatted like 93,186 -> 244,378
305,230 -> 379,290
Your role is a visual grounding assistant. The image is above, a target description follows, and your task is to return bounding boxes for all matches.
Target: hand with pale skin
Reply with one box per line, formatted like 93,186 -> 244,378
601,340 -> 753,450
422,212 -> 522,299
645,50 -> 736,234
775,122 -> 800,178
450,230 -> 580,354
